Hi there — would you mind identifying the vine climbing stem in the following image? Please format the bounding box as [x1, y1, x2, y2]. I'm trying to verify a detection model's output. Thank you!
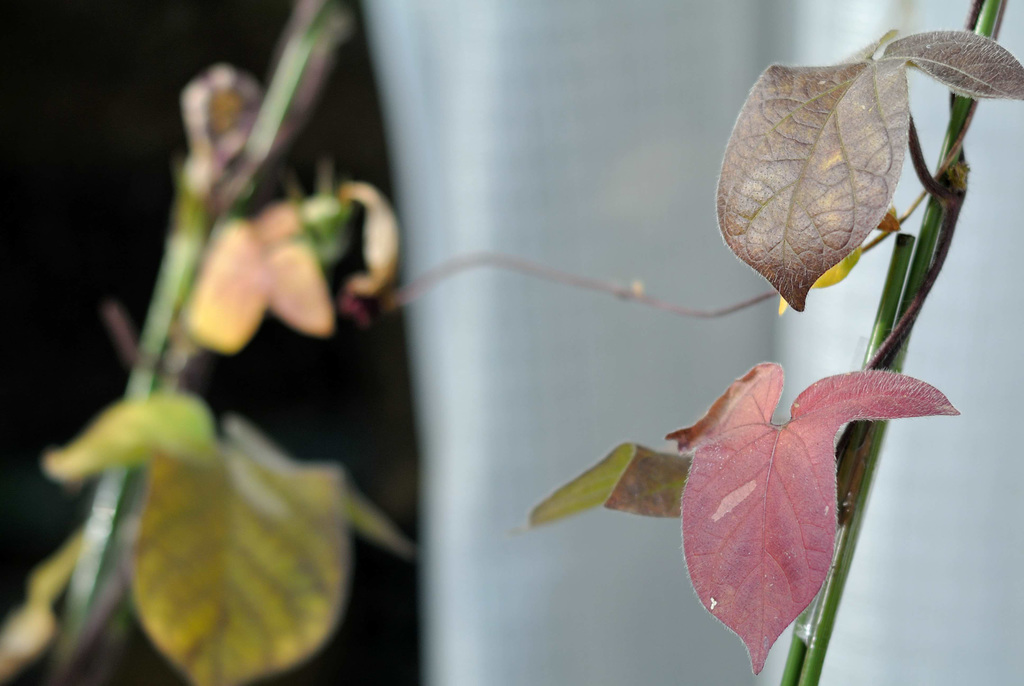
[779, 0, 1003, 683]
[48, 170, 212, 686]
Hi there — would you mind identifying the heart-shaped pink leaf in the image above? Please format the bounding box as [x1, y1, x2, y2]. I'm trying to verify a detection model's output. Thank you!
[669, 363, 957, 673]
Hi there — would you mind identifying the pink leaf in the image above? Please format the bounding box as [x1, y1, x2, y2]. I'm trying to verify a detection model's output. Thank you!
[669, 363, 957, 673]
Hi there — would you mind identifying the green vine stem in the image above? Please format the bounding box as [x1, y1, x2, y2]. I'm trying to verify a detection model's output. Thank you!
[779, 1, 1002, 683]
[52, 173, 211, 674]
[49, 2, 350, 681]
[778, 232, 915, 686]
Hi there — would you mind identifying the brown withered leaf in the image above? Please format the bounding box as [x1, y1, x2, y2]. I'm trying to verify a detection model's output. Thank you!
[883, 31, 1024, 100]
[717, 54, 909, 310]
[526, 443, 690, 528]
[603, 447, 691, 518]
[180, 65, 262, 198]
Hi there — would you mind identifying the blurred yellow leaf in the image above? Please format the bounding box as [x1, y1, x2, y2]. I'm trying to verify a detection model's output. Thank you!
[251, 201, 301, 246]
[0, 531, 83, 684]
[188, 204, 337, 354]
[222, 415, 412, 559]
[43, 393, 216, 483]
[266, 241, 335, 338]
[134, 446, 349, 686]
[778, 247, 862, 315]
[187, 221, 271, 354]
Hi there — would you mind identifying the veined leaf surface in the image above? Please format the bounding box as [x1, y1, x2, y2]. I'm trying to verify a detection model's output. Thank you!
[883, 30, 1024, 99]
[669, 363, 957, 673]
[717, 55, 908, 310]
[134, 448, 348, 686]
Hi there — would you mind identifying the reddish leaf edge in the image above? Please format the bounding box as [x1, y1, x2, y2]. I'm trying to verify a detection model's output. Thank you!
[667, 363, 958, 674]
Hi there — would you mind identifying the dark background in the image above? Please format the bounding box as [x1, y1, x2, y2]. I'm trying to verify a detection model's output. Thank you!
[0, 1, 420, 683]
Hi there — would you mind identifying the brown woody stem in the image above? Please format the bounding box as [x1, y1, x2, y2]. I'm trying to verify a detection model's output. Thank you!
[98, 300, 140, 370]
[395, 250, 777, 319]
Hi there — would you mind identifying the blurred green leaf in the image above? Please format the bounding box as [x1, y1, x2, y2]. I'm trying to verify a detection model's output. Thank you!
[43, 393, 216, 483]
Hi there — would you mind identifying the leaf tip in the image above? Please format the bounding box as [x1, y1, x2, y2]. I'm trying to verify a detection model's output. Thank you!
[748, 644, 769, 675]
[39, 447, 67, 484]
[783, 288, 807, 312]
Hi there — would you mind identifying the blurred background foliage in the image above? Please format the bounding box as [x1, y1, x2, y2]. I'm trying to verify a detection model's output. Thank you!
[0, 1, 419, 683]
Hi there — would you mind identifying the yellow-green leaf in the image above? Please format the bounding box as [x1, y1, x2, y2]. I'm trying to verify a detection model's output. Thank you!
[527, 444, 635, 528]
[133, 446, 349, 686]
[526, 444, 692, 528]
[523, 444, 623, 528]
[222, 414, 412, 560]
[0, 531, 83, 684]
[778, 247, 862, 315]
[812, 246, 862, 289]
[43, 393, 216, 483]
[343, 484, 415, 560]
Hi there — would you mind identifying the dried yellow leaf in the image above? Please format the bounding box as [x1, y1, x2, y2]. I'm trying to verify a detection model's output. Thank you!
[339, 182, 399, 298]
[187, 221, 271, 355]
[266, 241, 335, 338]
[251, 202, 302, 247]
